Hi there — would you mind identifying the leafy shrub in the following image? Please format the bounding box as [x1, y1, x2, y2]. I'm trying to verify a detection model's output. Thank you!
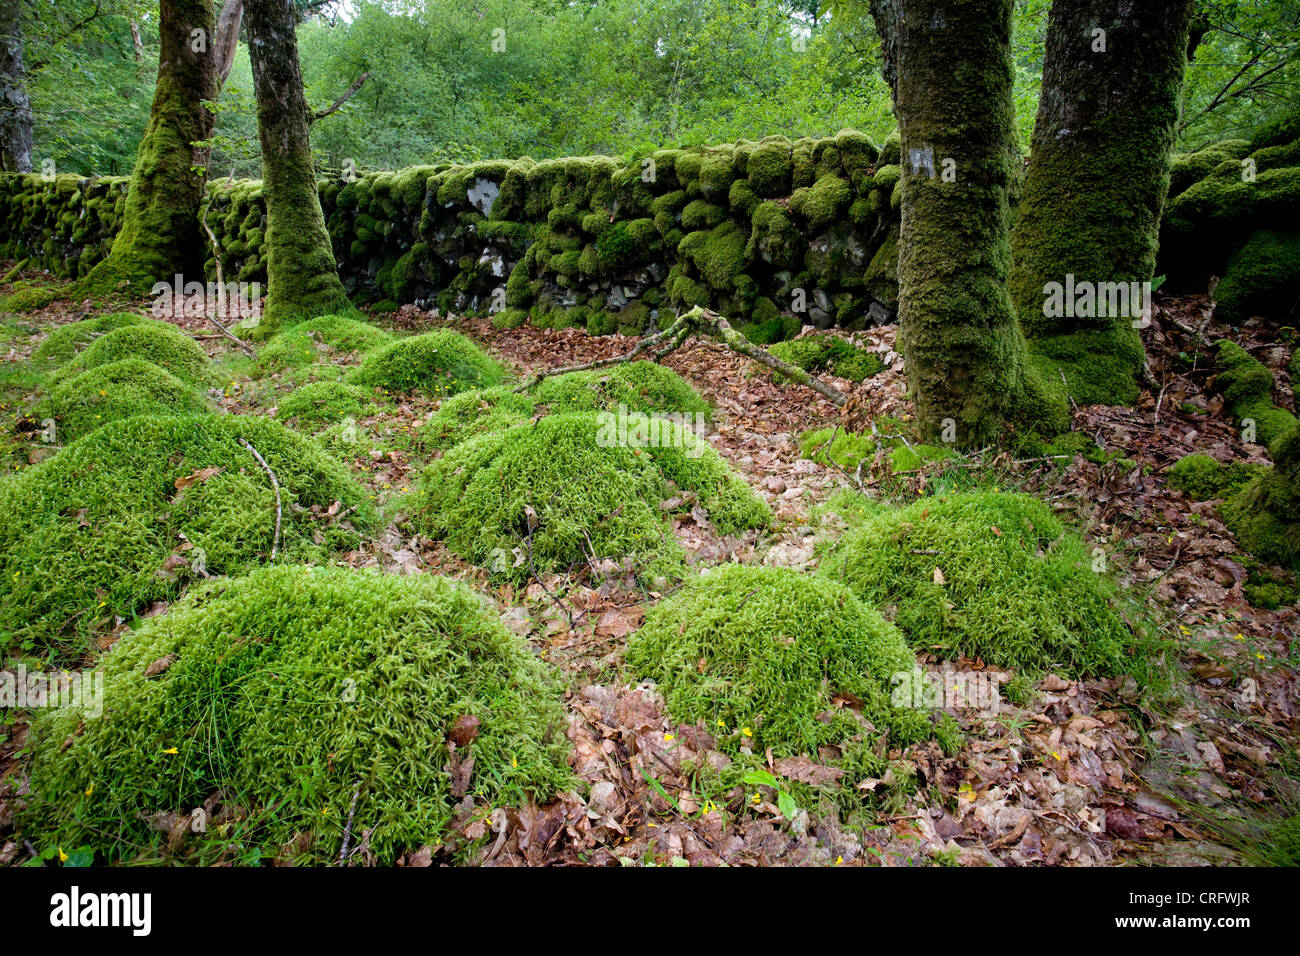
[20, 565, 574, 864]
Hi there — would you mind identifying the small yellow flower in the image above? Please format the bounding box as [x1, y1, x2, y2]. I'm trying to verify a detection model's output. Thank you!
[163, 746, 179, 755]
[836, 855, 843, 865]
[741, 727, 752, 738]
[752, 793, 761, 804]
[511, 756, 518, 768]
[84, 783, 94, 796]
[58, 847, 68, 863]
[1234, 633, 1245, 641]
[664, 733, 675, 742]
[1255, 653, 1266, 660]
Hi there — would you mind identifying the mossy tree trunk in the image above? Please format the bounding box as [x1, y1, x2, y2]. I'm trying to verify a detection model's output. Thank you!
[83, 0, 217, 295]
[1009, 0, 1193, 406]
[0, 0, 33, 173]
[244, 0, 351, 332]
[868, 0, 1066, 446]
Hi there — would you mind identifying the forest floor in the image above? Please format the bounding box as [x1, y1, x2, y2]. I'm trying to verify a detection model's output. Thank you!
[0, 279, 1296, 867]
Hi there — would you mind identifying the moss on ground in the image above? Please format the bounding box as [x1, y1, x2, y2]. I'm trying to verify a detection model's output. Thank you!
[258, 315, 395, 371]
[412, 412, 767, 583]
[31, 313, 157, 368]
[1214, 340, 1297, 449]
[0, 414, 373, 654]
[19, 564, 574, 864]
[820, 491, 1157, 678]
[769, 335, 884, 383]
[1168, 453, 1264, 500]
[275, 381, 377, 425]
[55, 322, 212, 386]
[625, 564, 931, 757]
[48, 358, 208, 441]
[799, 427, 876, 470]
[346, 329, 503, 396]
[420, 362, 711, 451]
[1221, 423, 1300, 570]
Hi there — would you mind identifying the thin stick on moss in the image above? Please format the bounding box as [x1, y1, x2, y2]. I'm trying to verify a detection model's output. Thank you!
[339, 778, 361, 865]
[239, 436, 282, 560]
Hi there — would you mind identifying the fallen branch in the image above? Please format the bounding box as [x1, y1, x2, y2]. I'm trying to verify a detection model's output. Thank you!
[201, 173, 257, 357]
[512, 305, 849, 407]
[239, 437, 282, 560]
[339, 778, 361, 865]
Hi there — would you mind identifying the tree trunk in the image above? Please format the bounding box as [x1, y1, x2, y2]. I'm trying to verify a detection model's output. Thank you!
[244, 0, 351, 332]
[868, 0, 1067, 446]
[0, 0, 33, 173]
[1009, 0, 1193, 406]
[83, 0, 218, 294]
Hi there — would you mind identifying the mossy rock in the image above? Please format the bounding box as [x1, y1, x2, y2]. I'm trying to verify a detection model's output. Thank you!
[625, 564, 931, 757]
[791, 174, 852, 233]
[347, 329, 504, 396]
[56, 323, 212, 386]
[677, 223, 747, 292]
[48, 358, 208, 441]
[820, 491, 1156, 678]
[1214, 340, 1297, 448]
[31, 312, 157, 368]
[1215, 229, 1300, 323]
[748, 137, 793, 197]
[0, 414, 373, 653]
[19, 564, 574, 864]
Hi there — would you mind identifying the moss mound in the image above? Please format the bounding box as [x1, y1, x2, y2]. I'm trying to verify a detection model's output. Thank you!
[625, 564, 930, 756]
[276, 381, 375, 425]
[531, 361, 711, 418]
[420, 362, 710, 451]
[259, 315, 395, 370]
[56, 322, 212, 385]
[31, 313, 156, 368]
[821, 491, 1148, 677]
[0, 414, 373, 652]
[347, 329, 504, 396]
[48, 358, 208, 441]
[420, 385, 538, 450]
[769, 335, 884, 383]
[799, 427, 876, 470]
[1222, 424, 1300, 570]
[413, 412, 768, 582]
[20, 565, 574, 864]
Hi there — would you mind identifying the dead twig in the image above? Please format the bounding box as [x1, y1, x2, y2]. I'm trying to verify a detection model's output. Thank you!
[339, 778, 361, 865]
[238, 437, 282, 560]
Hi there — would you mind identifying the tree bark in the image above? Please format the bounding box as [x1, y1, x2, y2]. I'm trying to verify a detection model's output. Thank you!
[868, 0, 1067, 445]
[0, 0, 33, 173]
[244, 0, 351, 332]
[83, 0, 218, 294]
[1009, 0, 1193, 406]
